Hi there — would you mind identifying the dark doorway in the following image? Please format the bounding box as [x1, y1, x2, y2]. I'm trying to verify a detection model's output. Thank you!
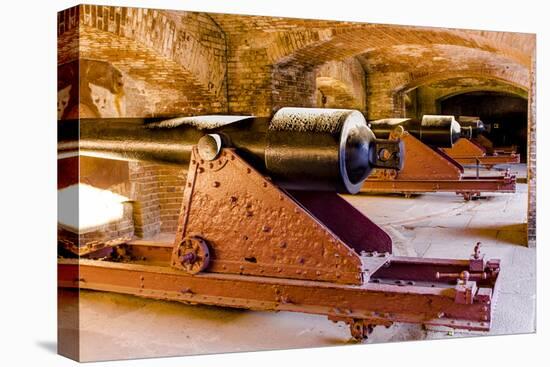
[440, 92, 528, 161]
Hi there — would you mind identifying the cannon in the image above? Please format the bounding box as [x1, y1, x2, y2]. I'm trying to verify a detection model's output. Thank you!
[441, 116, 520, 169]
[58, 107, 501, 341]
[59, 108, 402, 194]
[367, 115, 462, 148]
[362, 115, 516, 200]
[457, 116, 486, 139]
[459, 116, 495, 154]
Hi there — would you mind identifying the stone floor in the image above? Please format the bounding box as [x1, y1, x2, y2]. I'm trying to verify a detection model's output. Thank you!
[58, 181, 535, 362]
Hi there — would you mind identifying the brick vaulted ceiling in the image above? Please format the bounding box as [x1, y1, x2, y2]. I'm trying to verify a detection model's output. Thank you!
[59, 6, 534, 113]
[209, 14, 533, 60]
[209, 13, 534, 96]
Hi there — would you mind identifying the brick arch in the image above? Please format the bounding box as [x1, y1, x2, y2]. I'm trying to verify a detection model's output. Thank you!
[396, 70, 529, 95]
[58, 5, 227, 100]
[73, 26, 223, 117]
[393, 75, 528, 118]
[358, 43, 529, 83]
[315, 76, 365, 110]
[435, 86, 529, 102]
[266, 29, 530, 119]
[268, 25, 531, 69]
[366, 68, 529, 120]
[313, 58, 366, 111]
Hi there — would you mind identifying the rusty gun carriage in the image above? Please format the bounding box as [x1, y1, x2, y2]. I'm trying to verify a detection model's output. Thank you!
[58, 108, 502, 340]
[362, 115, 516, 200]
[442, 116, 521, 169]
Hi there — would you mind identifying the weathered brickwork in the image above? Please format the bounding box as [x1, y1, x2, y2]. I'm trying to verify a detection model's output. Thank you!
[78, 203, 135, 245]
[58, 5, 228, 119]
[527, 52, 536, 246]
[368, 72, 529, 120]
[78, 26, 218, 118]
[315, 58, 366, 112]
[226, 44, 273, 116]
[156, 166, 187, 233]
[59, 6, 228, 106]
[128, 162, 161, 238]
[272, 63, 317, 113]
[366, 73, 410, 119]
[126, 163, 187, 236]
[58, 5, 536, 241]
[407, 80, 528, 119]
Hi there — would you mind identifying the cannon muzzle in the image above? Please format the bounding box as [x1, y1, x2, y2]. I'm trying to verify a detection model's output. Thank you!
[458, 116, 486, 139]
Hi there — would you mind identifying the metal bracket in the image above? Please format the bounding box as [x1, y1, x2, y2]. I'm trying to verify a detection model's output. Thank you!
[369, 139, 403, 170]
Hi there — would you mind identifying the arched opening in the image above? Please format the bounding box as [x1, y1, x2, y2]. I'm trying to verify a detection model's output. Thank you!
[440, 91, 528, 161]
[398, 75, 528, 119]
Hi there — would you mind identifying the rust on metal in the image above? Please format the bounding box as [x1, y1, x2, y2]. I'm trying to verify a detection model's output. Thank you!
[473, 134, 495, 155]
[361, 130, 516, 199]
[59, 242, 500, 340]
[170, 147, 395, 285]
[442, 138, 520, 168]
[172, 236, 211, 274]
[443, 138, 486, 159]
[386, 130, 463, 181]
[58, 137, 503, 340]
[494, 145, 518, 155]
[58, 234, 133, 257]
[58, 116, 500, 339]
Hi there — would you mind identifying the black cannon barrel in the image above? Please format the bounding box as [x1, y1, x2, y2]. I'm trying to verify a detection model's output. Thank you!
[58, 108, 402, 194]
[368, 115, 462, 147]
[58, 115, 267, 166]
[458, 116, 486, 138]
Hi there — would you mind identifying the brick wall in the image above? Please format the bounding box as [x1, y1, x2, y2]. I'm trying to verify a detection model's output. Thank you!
[405, 83, 528, 119]
[366, 72, 409, 119]
[314, 58, 366, 112]
[77, 203, 135, 245]
[272, 63, 317, 113]
[156, 166, 187, 233]
[128, 162, 161, 237]
[227, 53, 367, 116]
[127, 162, 186, 237]
[226, 45, 273, 116]
[527, 52, 536, 246]
[58, 5, 228, 118]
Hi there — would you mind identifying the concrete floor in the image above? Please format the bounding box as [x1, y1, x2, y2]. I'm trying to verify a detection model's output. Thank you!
[59, 180, 535, 362]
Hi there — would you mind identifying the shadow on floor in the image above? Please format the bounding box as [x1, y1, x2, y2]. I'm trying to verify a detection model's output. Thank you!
[401, 223, 527, 246]
[36, 340, 57, 354]
[80, 289, 251, 324]
[454, 223, 527, 246]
